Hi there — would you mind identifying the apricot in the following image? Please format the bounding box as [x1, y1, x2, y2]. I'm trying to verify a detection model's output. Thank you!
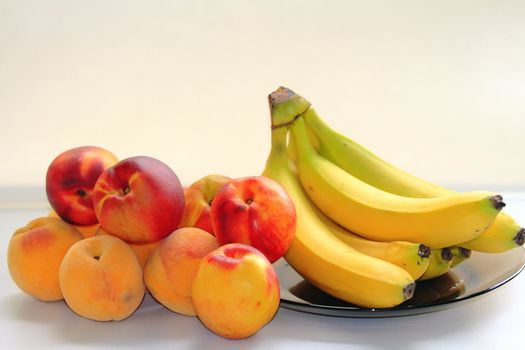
[144, 227, 219, 316]
[59, 235, 145, 321]
[49, 209, 98, 238]
[95, 227, 161, 269]
[7, 217, 83, 301]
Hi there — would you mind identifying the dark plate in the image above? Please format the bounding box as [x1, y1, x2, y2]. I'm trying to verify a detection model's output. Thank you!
[276, 247, 525, 318]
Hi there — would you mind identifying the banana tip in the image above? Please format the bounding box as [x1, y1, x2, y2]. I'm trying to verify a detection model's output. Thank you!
[514, 228, 525, 246]
[441, 247, 453, 261]
[403, 283, 416, 300]
[489, 195, 506, 210]
[459, 247, 472, 258]
[418, 244, 431, 258]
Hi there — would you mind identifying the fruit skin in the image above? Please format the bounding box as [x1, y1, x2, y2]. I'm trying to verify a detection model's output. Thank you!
[324, 218, 431, 280]
[191, 243, 280, 339]
[418, 248, 453, 281]
[59, 235, 145, 321]
[92, 156, 185, 243]
[180, 174, 231, 235]
[95, 227, 161, 269]
[290, 116, 502, 249]
[211, 176, 296, 263]
[262, 96, 415, 308]
[7, 217, 83, 301]
[48, 209, 98, 238]
[46, 146, 118, 225]
[144, 227, 219, 316]
[450, 247, 472, 268]
[461, 213, 524, 252]
[302, 106, 524, 252]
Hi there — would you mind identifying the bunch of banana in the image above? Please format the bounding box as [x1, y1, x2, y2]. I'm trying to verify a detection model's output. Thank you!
[262, 87, 524, 308]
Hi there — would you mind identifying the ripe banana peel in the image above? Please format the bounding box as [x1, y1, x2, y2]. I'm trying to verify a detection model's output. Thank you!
[301, 106, 524, 253]
[262, 92, 416, 308]
[418, 248, 453, 281]
[300, 190, 432, 280]
[450, 247, 472, 268]
[290, 116, 503, 248]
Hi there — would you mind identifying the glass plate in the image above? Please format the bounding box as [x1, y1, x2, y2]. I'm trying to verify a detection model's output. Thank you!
[276, 247, 525, 318]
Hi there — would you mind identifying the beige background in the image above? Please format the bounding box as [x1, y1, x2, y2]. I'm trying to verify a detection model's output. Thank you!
[1, 0, 524, 191]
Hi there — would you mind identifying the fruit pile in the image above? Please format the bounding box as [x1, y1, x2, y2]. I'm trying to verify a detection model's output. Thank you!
[6, 87, 525, 340]
[262, 87, 524, 308]
[7, 147, 295, 339]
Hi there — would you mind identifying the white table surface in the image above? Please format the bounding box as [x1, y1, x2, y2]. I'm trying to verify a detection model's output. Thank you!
[1, 193, 524, 349]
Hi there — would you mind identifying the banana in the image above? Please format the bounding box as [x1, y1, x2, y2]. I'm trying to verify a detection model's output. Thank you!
[461, 213, 524, 252]
[288, 138, 431, 279]
[418, 248, 453, 281]
[290, 116, 503, 248]
[301, 105, 524, 252]
[324, 220, 431, 280]
[261, 89, 416, 308]
[450, 247, 472, 268]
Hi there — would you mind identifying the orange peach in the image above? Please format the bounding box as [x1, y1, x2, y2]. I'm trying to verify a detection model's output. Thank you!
[7, 217, 84, 301]
[192, 243, 280, 339]
[48, 209, 98, 238]
[46, 146, 118, 225]
[180, 174, 231, 235]
[95, 227, 161, 269]
[144, 227, 219, 316]
[59, 235, 145, 321]
[93, 156, 185, 243]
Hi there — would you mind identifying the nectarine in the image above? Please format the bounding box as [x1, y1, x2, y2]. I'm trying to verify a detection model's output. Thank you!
[211, 176, 296, 263]
[180, 174, 231, 235]
[46, 146, 118, 225]
[93, 156, 185, 243]
[192, 243, 280, 339]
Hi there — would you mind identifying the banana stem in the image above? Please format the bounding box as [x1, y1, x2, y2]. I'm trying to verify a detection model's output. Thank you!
[268, 87, 311, 128]
[290, 118, 317, 164]
[269, 127, 288, 158]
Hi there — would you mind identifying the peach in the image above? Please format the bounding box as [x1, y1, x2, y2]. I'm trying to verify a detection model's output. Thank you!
[144, 227, 219, 316]
[59, 235, 145, 321]
[92, 156, 185, 243]
[48, 209, 98, 238]
[46, 146, 118, 225]
[192, 243, 280, 339]
[180, 174, 231, 235]
[211, 176, 296, 263]
[95, 227, 161, 269]
[7, 217, 84, 301]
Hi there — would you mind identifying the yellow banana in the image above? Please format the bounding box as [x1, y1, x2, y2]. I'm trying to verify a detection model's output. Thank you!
[261, 89, 416, 308]
[290, 116, 503, 248]
[324, 221, 431, 280]
[461, 213, 524, 252]
[450, 247, 472, 268]
[301, 105, 524, 252]
[418, 248, 453, 281]
[288, 138, 431, 280]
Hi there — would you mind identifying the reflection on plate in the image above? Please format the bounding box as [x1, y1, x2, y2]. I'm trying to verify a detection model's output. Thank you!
[276, 247, 525, 318]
